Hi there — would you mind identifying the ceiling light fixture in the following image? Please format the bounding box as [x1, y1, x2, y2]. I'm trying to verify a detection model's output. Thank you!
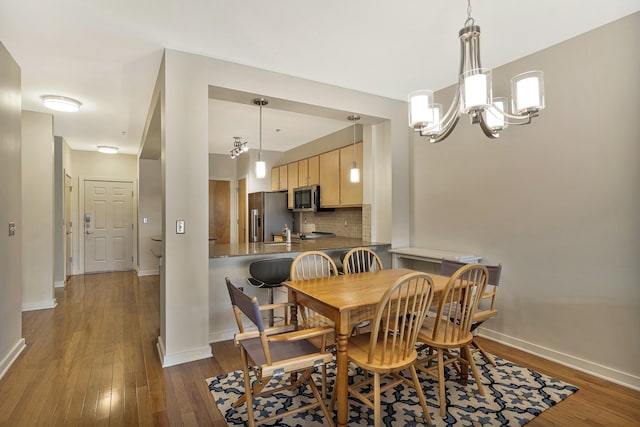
[97, 145, 118, 154]
[347, 114, 360, 183]
[41, 95, 82, 112]
[253, 98, 268, 179]
[408, 0, 545, 143]
[229, 136, 248, 159]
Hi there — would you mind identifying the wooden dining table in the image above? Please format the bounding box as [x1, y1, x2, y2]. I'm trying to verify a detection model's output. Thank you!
[282, 268, 452, 427]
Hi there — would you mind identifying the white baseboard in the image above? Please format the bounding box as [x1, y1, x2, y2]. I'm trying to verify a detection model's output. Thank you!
[137, 269, 159, 277]
[209, 328, 237, 344]
[54, 280, 65, 288]
[479, 328, 640, 391]
[156, 336, 212, 368]
[22, 298, 57, 312]
[0, 338, 26, 380]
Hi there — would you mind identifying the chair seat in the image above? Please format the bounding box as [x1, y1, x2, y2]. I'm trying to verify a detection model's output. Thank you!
[242, 336, 322, 368]
[418, 317, 474, 349]
[348, 333, 418, 372]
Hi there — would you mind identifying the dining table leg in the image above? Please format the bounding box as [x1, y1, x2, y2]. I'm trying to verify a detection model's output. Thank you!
[336, 315, 350, 427]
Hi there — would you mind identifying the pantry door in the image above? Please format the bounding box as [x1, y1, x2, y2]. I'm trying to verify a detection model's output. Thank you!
[84, 180, 134, 272]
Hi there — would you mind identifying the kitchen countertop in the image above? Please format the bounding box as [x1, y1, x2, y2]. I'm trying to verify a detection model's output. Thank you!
[210, 238, 390, 258]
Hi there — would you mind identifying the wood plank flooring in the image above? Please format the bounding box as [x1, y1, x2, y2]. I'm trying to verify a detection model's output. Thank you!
[0, 271, 638, 426]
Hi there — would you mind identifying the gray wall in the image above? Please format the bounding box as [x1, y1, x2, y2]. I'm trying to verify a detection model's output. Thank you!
[54, 136, 64, 286]
[0, 42, 24, 379]
[410, 13, 640, 387]
[138, 159, 162, 275]
[21, 111, 55, 311]
[69, 150, 138, 274]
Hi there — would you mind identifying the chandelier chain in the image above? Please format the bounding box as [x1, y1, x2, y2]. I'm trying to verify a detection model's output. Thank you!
[465, 0, 474, 27]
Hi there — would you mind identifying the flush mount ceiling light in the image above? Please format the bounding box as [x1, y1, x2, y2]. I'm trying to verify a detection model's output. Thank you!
[41, 95, 82, 112]
[229, 136, 248, 159]
[347, 114, 360, 183]
[253, 98, 268, 179]
[408, 0, 545, 143]
[97, 145, 118, 154]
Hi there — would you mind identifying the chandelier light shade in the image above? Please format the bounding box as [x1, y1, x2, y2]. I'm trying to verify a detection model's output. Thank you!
[229, 136, 248, 159]
[409, 0, 545, 142]
[253, 98, 268, 179]
[41, 95, 82, 112]
[347, 114, 360, 183]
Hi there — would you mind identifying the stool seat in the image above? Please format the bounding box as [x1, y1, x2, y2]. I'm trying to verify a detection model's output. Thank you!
[247, 277, 284, 289]
[248, 258, 294, 326]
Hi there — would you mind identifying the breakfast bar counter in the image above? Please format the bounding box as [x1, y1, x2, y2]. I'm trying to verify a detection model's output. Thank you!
[210, 237, 388, 258]
[208, 238, 390, 342]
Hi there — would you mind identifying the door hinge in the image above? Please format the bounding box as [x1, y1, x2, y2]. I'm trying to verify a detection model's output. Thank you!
[131, 256, 133, 262]
[69, 256, 73, 263]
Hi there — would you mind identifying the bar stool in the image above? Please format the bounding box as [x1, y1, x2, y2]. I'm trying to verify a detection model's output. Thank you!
[247, 258, 293, 326]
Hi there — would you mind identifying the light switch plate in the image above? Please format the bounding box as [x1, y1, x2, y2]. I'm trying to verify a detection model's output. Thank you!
[143, 217, 148, 224]
[176, 220, 185, 234]
[8, 222, 16, 236]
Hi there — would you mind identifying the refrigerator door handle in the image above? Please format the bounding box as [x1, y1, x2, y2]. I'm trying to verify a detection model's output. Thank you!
[251, 209, 258, 242]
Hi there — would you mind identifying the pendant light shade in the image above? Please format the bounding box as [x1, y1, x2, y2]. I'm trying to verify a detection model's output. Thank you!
[348, 114, 360, 183]
[253, 98, 268, 179]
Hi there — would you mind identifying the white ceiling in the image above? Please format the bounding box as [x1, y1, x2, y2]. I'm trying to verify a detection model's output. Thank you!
[1, 1, 638, 155]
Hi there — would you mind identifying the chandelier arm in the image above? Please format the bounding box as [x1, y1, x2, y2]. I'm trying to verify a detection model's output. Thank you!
[478, 114, 500, 139]
[419, 85, 462, 141]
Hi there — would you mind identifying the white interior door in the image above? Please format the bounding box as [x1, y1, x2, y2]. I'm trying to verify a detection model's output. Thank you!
[84, 180, 133, 273]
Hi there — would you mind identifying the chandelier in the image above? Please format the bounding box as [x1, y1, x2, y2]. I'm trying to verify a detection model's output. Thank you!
[229, 136, 248, 159]
[409, 0, 545, 143]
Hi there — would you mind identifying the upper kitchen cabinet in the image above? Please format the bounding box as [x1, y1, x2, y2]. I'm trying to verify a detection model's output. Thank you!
[271, 167, 279, 191]
[298, 155, 319, 187]
[319, 149, 341, 207]
[278, 165, 288, 191]
[339, 142, 363, 206]
[287, 162, 299, 209]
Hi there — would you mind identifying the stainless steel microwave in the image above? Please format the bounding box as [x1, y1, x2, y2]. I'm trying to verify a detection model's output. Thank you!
[293, 185, 319, 212]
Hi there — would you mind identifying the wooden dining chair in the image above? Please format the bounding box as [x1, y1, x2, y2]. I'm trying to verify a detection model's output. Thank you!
[415, 263, 488, 417]
[290, 251, 338, 329]
[332, 272, 435, 427]
[225, 278, 335, 427]
[440, 259, 502, 365]
[342, 247, 383, 274]
[342, 247, 384, 335]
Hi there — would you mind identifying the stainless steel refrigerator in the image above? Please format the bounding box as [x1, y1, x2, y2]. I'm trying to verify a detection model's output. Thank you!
[248, 191, 293, 242]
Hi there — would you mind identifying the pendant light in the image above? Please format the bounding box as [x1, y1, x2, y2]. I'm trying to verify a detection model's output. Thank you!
[253, 98, 268, 179]
[348, 114, 360, 183]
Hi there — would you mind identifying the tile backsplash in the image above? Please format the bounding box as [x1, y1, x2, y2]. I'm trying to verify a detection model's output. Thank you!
[301, 207, 365, 239]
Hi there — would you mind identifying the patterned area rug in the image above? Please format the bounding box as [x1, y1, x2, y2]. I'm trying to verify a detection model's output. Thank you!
[207, 349, 578, 426]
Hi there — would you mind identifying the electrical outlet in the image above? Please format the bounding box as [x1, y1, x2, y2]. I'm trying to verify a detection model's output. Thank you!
[8, 222, 16, 236]
[176, 220, 185, 234]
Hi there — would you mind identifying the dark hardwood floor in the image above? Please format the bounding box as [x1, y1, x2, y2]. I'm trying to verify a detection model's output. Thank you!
[0, 271, 638, 426]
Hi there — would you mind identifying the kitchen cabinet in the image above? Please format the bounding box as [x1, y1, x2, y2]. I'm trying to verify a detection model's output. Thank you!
[287, 162, 299, 209]
[278, 165, 288, 191]
[339, 142, 363, 206]
[319, 149, 341, 207]
[298, 159, 308, 187]
[271, 167, 279, 191]
[297, 156, 319, 186]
